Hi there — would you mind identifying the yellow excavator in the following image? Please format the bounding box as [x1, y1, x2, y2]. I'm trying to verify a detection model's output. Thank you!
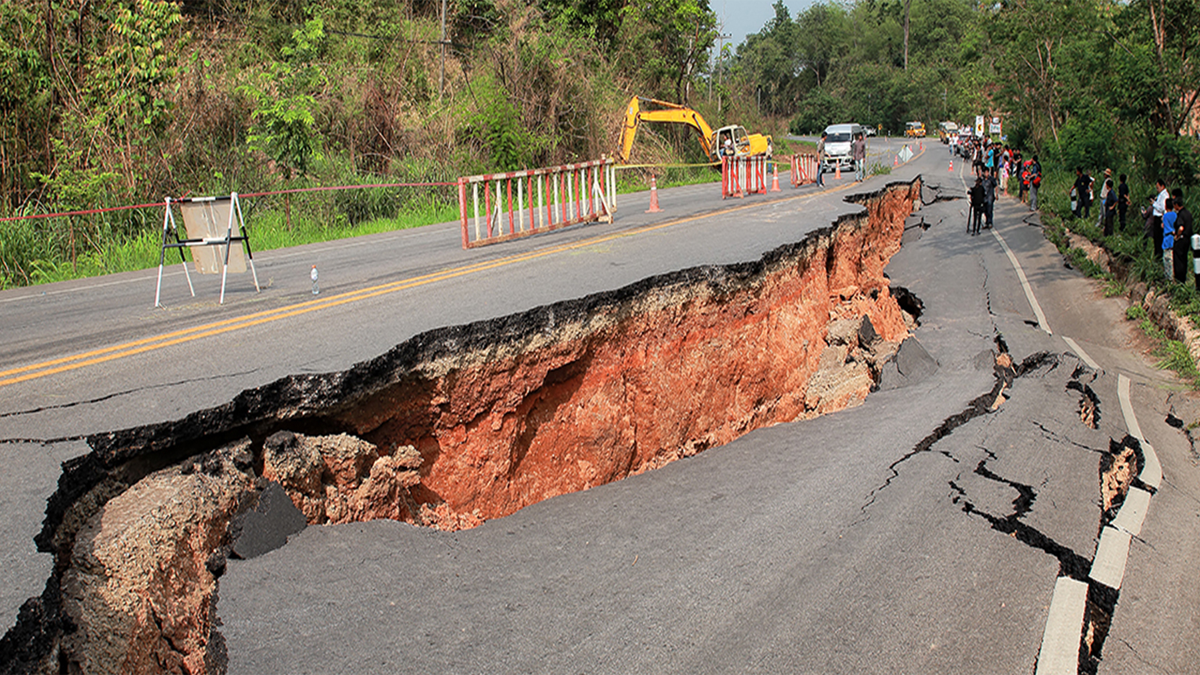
[617, 96, 773, 163]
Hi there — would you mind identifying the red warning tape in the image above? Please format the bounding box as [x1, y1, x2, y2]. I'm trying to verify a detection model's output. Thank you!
[0, 181, 457, 224]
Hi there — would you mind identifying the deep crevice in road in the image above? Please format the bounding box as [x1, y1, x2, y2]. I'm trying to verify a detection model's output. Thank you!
[0, 181, 926, 675]
[858, 338, 1051, 519]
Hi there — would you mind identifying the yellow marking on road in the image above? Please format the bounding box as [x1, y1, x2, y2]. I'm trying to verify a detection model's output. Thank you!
[1, 186, 848, 388]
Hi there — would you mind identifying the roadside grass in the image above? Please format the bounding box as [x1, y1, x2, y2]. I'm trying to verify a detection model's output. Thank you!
[6, 160, 743, 290]
[10, 200, 461, 287]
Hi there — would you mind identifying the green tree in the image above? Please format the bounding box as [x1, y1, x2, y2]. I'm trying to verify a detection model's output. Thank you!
[239, 18, 328, 179]
[735, 2, 803, 116]
[614, 0, 717, 103]
[540, 0, 627, 49]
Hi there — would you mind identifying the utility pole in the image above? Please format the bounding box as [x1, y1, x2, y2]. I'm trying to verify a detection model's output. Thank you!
[714, 32, 730, 115]
[439, 0, 447, 100]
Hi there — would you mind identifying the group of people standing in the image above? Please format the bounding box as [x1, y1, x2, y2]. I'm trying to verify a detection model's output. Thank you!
[1143, 179, 1196, 282]
[964, 138, 1042, 234]
[1066, 168, 1194, 282]
[1067, 167, 1130, 237]
[956, 134, 1196, 285]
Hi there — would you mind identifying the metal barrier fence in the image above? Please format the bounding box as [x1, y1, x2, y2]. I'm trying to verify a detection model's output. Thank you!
[458, 159, 616, 249]
[720, 156, 768, 199]
[790, 154, 819, 186]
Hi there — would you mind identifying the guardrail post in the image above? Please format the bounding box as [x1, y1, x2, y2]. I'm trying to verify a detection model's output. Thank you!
[526, 175, 534, 231]
[494, 181, 502, 236]
[1193, 233, 1200, 291]
[609, 162, 617, 212]
[506, 176, 514, 235]
[483, 180, 492, 239]
[537, 174, 545, 229]
[473, 181, 481, 243]
[459, 178, 469, 248]
[587, 166, 595, 217]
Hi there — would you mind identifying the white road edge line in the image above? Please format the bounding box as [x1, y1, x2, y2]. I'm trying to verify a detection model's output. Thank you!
[1060, 336, 1099, 370]
[1035, 577, 1089, 675]
[1090, 526, 1133, 590]
[1117, 374, 1144, 441]
[1118, 374, 1162, 489]
[991, 228, 1053, 335]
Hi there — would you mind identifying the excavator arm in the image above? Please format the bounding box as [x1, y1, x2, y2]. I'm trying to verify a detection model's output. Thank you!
[618, 97, 717, 163]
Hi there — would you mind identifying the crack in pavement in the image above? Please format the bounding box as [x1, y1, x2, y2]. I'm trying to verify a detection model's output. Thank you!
[0, 435, 88, 447]
[856, 342, 1039, 520]
[1031, 421, 1104, 455]
[949, 455, 1092, 581]
[1112, 638, 1173, 675]
[0, 367, 266, 421]
[858, 346, 1101, 590]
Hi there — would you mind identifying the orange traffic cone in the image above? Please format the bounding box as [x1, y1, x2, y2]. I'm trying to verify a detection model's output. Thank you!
[949, 159, 954, 172]
[770, 163, 781, 192]
[893, 155, 899, 167]
[835, 162, 842, 180]
[646, 175, 662, 213]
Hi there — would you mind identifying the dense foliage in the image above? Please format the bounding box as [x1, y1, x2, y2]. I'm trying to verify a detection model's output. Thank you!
[1, 0, 1198, 288]
[737, 0, 1200, 188]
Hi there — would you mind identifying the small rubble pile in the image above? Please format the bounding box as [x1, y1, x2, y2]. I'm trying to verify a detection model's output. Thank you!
[261, 431, 422, 525]
[805, 314, 900, 414]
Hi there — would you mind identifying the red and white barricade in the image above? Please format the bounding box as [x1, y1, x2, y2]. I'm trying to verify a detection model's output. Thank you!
[458, 158, 616, 249]
[721, 156, 769, 199]
[790, 154, 819, 186]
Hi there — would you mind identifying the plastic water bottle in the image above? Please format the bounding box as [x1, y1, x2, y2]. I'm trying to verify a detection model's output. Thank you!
[310, 265, 319, 295]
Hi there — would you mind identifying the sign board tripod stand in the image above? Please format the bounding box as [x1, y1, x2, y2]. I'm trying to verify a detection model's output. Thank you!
[155, 193, 261, 307]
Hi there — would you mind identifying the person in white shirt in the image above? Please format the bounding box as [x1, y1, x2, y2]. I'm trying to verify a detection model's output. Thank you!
[1095, 168, 1112, 228]
[1149, 179, 1169, 254]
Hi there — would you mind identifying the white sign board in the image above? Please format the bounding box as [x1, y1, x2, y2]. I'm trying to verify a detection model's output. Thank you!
[975, 115, 985, 136]
[181, 200, 246, 275]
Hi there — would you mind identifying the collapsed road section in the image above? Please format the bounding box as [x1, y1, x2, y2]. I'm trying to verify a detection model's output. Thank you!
[1, 181, 927, 674]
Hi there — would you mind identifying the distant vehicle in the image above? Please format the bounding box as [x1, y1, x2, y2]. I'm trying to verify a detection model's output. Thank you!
[823, 123, 864, 169]
[862, 125, 877, 137]
[905, 121, 926, 138]
[954, 129, 975, 157]
[938, 121, 959, 143]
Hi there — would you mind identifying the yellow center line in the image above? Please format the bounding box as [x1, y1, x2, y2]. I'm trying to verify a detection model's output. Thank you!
[1, 186, 841, 388]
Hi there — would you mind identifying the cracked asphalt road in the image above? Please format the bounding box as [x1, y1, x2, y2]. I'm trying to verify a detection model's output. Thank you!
[219, 166, 1197, 672]
[4, 144, 1199, 673]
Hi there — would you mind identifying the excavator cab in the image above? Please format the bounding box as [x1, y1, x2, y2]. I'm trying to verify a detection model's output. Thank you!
[715, 125, 756, 157]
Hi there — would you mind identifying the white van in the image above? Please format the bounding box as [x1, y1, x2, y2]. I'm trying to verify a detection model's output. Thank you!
[822, 123, 864, 169]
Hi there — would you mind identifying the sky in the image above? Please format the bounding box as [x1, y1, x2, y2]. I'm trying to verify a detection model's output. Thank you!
[716, 0, 815, 49]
